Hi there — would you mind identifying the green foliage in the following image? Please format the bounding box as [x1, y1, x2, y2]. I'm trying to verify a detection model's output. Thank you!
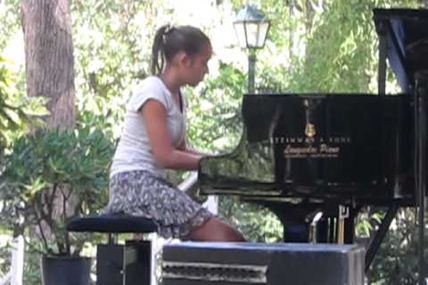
[288, 0, 418, 93]
[221, 197, 283, 242]
[0, 57, 48, 156]
[0, 127, 115, 256]
[22, 240, 44, 285]
[187, 63, 246, 152]
[366, 209, 424, 284]
[287, 0, 372, 92]
[0, 242, 11, 279]
[71, 0, 171, 137]
[0, 0, 20, 51]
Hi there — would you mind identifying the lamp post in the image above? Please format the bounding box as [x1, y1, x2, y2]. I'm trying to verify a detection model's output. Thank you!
[233, 5, 270, 94]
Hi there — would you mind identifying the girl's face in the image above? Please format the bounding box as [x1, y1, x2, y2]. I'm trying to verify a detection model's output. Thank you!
[183, 42, 212, 86]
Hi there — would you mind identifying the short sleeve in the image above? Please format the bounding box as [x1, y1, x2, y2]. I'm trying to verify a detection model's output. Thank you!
[127, 78, 168, 112]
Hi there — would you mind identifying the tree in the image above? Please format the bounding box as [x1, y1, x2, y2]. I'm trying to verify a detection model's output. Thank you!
[20, 0, 78, 263]
[21, 0, 75, 129]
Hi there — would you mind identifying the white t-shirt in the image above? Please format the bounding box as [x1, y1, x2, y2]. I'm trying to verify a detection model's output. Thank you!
[110, 76, 186, 178]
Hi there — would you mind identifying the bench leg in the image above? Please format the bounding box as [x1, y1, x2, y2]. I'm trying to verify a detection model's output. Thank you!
[96, 241, 151, 285]
[124, 240, 151, 285]
[97, 244, 123, 285]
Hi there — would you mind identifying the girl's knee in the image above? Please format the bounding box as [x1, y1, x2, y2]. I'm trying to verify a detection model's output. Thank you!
[187, 217, 245, 242]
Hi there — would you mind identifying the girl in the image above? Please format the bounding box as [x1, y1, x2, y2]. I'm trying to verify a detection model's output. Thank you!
[103, 25, 245, 242]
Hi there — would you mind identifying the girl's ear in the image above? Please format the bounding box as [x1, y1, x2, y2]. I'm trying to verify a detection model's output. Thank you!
[175, 51, 191, 67]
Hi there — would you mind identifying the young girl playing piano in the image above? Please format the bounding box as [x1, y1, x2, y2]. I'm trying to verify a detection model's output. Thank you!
[103, 24, 245, 242]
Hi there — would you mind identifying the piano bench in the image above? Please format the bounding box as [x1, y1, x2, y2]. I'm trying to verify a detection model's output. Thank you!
[67, 214, 157, 285]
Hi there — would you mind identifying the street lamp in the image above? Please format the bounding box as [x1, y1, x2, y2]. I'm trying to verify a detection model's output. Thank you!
[233, 5, 270, 93]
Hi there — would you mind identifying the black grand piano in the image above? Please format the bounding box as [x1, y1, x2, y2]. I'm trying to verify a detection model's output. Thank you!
[198, 8, 428, 273]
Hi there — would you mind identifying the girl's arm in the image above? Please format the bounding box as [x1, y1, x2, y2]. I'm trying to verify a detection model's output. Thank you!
[141, 99, 202, 170]
[177, 140, 208, 156]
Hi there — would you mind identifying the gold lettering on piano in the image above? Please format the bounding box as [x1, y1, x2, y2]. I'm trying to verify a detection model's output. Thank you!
[284, 145, 318, 155]
[328, 137, 351, 143]
[283, 143, 340, 158]
[270, 136, 351, 145]
[319, 144, 340, 154]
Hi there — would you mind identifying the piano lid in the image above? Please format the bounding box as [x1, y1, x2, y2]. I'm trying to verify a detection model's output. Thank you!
[373, 8, 428, 93]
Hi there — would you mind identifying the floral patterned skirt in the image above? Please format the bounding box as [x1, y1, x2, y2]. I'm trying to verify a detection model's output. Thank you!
[102, 170, 213, 239]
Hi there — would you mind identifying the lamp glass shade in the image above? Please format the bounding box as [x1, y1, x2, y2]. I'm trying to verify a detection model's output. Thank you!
[233, 21, 248, 49]
[233, 5, 270, 49]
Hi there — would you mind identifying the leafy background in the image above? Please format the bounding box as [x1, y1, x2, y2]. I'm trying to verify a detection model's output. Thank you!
[0, 0, 427, 284]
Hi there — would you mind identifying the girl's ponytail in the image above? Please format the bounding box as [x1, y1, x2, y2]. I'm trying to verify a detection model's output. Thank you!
[151, 25, 171, 75]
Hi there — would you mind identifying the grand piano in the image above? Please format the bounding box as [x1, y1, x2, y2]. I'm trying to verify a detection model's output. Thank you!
[198, 8, 428, 272]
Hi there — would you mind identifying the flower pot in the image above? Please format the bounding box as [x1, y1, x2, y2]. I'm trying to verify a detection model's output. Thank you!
[41, 255, 91, 285]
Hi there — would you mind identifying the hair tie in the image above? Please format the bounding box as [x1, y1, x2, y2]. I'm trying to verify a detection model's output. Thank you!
[163, 25, 175, 37]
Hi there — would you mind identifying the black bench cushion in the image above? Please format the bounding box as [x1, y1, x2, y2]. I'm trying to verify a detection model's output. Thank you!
[66, 214, 158, 234]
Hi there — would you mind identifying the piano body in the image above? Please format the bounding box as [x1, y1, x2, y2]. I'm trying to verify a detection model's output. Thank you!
[198, 8, 428, 272]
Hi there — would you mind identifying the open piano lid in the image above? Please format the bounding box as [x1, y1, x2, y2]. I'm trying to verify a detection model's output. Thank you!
[373, 8, 428, 93]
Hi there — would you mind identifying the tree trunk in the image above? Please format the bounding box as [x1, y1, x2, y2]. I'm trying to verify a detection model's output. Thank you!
[21, 0, 77, 255]
[21, 0, 75, 130]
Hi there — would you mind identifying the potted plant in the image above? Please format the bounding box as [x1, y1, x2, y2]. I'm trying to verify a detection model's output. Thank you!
[0, 126, 115, 285]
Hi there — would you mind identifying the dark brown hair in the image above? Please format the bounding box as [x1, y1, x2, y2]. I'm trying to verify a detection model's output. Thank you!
[151, 25, 211, 75]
